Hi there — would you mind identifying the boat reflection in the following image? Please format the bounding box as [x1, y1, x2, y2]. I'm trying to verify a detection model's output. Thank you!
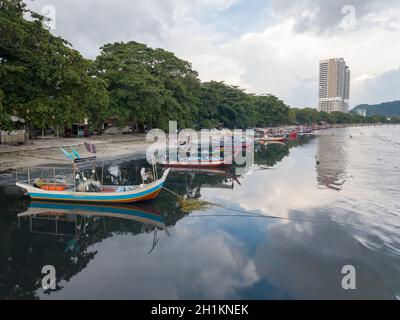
[18, 201, 167, 254]
[170, 167, 241, 188]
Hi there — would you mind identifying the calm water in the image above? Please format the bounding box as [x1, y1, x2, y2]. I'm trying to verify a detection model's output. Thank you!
[1, 126, 400, 300]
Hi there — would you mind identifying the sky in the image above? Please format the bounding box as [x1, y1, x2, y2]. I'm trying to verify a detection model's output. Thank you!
[24, 0, 400, 109]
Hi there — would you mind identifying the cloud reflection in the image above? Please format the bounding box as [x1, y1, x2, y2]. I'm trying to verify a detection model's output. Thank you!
[39, 219, 259, 299]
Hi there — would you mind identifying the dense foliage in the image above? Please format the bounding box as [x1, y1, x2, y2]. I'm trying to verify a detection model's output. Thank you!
[1, 0, 398, 135]
[351, 101, 400, 117]
[290, 108, 400, 125]
[94, 41, 200, 131]
[0, 0, 109, 133]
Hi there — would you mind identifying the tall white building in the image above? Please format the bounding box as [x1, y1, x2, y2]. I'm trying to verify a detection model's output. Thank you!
[318, 58, 350, 113]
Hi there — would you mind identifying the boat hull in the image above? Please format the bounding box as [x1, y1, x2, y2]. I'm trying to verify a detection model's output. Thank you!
[260, 137, 286, 144]
[161, 160, 229, 168]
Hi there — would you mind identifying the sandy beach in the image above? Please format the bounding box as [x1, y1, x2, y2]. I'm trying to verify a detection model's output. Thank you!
[0, 134, 151, 173]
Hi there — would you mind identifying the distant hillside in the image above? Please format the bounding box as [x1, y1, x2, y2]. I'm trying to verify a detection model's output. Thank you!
[351, 101, 400, 116]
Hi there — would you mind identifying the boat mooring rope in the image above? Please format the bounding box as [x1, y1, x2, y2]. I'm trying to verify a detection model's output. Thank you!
[161, 186, 371, 228]
[162, 186, 218, 213]
[161, 186, 315, 223]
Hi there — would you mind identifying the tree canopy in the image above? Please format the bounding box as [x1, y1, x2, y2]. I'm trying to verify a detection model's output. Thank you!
[94, 41, 200, 131]
[197, 81, 256, 129]
[0, 0, 108, 133]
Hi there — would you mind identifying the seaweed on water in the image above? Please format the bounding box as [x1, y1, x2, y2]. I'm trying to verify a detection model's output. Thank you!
[177, 197, 218, 213]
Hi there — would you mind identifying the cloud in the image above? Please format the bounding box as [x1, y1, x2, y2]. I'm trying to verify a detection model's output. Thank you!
[25, 0, 239, 57]
[352, 66, 400, 106]
[206, 17, 400, 107]
[201, 141, 337, 218]
[40, 219, 259, 299]
[254, 216, 400, 299]
[24, 0, 400, 108]
[268, 0, 400, 34]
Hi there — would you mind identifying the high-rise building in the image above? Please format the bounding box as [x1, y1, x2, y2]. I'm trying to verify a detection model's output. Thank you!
[318, 58, 350, 113]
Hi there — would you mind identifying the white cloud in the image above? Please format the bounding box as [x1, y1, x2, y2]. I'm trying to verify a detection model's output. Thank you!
[40, 220, 259, 299]
[351, 66, 400, 106]
[24, 0, 400, 108]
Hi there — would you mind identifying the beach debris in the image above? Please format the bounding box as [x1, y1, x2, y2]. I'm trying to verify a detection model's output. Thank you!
[162, 186, 218, 212]
[177, 197, 217, 213]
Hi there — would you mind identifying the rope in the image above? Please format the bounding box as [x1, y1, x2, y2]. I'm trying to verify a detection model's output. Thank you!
[161, 186, 314, 223]
[161, 186, 373, 228]
[162, 186, 184, 199]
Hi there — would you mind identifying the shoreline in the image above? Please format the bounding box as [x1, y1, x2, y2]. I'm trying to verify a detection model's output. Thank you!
[0, 134, 151, 174]
[0, 123, 398, 174]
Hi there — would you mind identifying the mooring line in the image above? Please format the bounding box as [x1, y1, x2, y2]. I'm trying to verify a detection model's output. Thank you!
[161, 186, 373, 229]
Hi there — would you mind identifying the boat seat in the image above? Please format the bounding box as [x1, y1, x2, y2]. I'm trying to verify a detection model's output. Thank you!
[115, 186, 134, 192]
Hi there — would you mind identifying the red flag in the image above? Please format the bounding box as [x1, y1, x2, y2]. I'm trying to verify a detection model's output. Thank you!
[84, 142, 97, 154]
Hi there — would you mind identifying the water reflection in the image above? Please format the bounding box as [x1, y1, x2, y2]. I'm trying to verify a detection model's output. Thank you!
[316, 130, 348, 190]
[1, 129, 400, 299]
[18, 201, 167, 247]
[254, 209, 400, 299]
[1, 139, 303, 299]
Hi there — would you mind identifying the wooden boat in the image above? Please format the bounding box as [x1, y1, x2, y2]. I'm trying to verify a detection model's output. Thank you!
[16, 149, 171, 204]
[168, 166, 232, 176]
[16, 168, 171, 204]
[260, 136, 286, 143]
[16, 152, 170, 203]
[160, 157, 229, 168]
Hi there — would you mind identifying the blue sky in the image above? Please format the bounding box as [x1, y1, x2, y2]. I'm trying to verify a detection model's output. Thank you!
[210, 0, 270, 37]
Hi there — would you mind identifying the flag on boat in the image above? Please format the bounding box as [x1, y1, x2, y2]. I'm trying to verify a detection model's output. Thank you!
[84, 141, 97, 154]
[72, 148, 81, 159]
[60, 148, 81, 160]
[60, 148, 74, 160]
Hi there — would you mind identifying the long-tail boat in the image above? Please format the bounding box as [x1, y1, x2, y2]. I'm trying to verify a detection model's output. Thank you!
[16, 150, 170, 204]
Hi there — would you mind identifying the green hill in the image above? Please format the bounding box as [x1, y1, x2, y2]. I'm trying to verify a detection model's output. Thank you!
[351, 101, 400, 116]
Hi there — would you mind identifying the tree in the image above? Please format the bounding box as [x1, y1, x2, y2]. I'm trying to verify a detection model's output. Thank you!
[94, 41, 200, 131]
[252, 94, 290, 127]
[0, 0, 108, 135]
[198, 81, 256, 129]
[0, 88, 11, 130]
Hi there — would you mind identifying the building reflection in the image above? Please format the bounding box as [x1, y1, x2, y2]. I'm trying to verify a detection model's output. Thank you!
[316, 131, 348, 190]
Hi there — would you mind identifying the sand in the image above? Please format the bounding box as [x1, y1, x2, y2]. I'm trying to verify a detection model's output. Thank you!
[0, 134, 152, 173]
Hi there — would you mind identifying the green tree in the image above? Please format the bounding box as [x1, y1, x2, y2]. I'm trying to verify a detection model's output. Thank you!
[0, 0, 108, 135]
[94, 41, 200, 131]
[291, 108, 319, 125]
[0, 88, 10, 129]
[198, 81, 256, 129]
[252, 94, 290, 127]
